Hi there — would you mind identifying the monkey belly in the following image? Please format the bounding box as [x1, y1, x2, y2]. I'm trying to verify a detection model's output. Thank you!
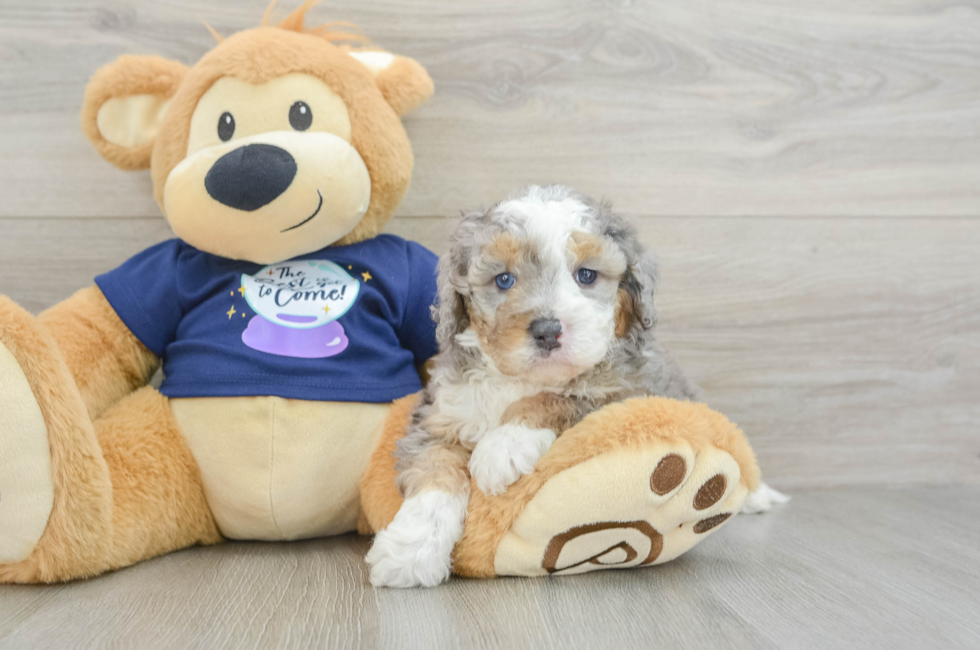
[170, 396, 391, 541]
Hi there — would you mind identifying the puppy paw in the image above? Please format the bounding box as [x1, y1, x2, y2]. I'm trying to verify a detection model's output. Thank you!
[366, 491, 467, 588]
[740, 482, 790, 514]
[469, 424, 557, 496]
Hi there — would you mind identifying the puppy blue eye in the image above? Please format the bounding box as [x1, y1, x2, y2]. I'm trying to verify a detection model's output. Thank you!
[576, 268, 597, 285]
[495, 273, 516, 290]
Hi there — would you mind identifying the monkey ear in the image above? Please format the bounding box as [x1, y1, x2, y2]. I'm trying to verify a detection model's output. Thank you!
[81, 55, 187, 170]
[348, 51, 434, 116]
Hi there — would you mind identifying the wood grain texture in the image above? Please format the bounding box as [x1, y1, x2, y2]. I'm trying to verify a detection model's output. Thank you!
[2, 0, 979, 645]
[1, 216, 977, 489]
[0, 0, 979, 218]
[0, 488, 978, 650]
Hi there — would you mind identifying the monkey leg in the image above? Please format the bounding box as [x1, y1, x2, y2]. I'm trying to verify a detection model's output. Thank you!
[0, 297, 219, 583]
[361, 395, 760, 579]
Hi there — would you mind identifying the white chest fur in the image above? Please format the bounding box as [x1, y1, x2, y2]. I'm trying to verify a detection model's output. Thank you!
[431, 331, 555, 449]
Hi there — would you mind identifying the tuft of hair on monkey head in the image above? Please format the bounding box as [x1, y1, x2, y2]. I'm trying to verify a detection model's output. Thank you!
[81, 0, 434, 265]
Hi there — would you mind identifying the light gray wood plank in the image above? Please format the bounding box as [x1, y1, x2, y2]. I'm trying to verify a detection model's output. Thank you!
[1, 215, 977, 489]
[0, 488, 977, 650]
[1, 0, 979, 219]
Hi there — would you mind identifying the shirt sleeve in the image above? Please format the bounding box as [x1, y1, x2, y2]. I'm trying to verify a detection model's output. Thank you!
[396, 240, 440, 364]
[94, 239, 184, 357]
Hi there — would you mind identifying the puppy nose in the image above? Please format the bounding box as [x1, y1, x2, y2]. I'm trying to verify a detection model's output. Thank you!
[529, 318, 562, 351]
[205, 144, 297, 211]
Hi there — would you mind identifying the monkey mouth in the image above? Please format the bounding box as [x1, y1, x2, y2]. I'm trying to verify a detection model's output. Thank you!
[280, 189, 323, 233]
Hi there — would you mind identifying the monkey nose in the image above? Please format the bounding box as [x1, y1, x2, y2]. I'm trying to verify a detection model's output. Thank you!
[205, 143, 297, 211]
[529, 318, 562, 351]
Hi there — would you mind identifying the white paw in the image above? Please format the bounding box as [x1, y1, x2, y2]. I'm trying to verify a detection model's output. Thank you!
[365, 491, 467, 588]
[740, 482, 791, 514]
[469, 424, 557, 496]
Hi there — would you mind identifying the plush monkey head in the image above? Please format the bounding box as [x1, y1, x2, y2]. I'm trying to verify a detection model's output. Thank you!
[81, 1, 433, 264]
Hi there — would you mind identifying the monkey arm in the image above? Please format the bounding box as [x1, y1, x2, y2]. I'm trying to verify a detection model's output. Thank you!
[38, 286, 159, 420]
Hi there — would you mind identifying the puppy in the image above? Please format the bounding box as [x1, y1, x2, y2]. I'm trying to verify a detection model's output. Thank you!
[366, 185, 785, 588]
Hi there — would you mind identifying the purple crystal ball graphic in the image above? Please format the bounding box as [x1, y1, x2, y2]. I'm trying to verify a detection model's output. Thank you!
[242, 315, 349, 358]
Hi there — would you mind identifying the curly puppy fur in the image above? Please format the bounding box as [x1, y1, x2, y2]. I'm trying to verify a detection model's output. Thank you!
[366, 185, 700, 587]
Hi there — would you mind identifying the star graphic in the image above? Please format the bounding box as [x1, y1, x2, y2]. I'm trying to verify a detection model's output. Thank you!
[348, 265, 352, 270]
[238, 286, 247, 296]
[322, 305, 331, 315]
[226, 306, 236, 319]
[361, 271, 372, 282]
[229, 291, 234, 296]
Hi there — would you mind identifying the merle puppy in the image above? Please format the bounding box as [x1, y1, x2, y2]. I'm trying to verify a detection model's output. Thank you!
[367, 185, 786, 588]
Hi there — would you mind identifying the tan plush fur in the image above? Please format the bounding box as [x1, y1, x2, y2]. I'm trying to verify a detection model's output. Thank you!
[81, 55, 188, 170]
[143, 27, 425, 249]
[376, 56, 434, 116]
[0, 2, 439, 583]
[0, 297, 112, 583]
[94, 388, 221, 571]
[358, 394, 760, 578]
[79, 2, 432, 257]
[38, 286, 159, 421]
[0, 297, 219, 583]
[2, 2, 437, 583]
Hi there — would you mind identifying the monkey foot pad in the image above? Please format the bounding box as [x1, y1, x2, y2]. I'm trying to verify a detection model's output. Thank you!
[496, 440, 746, 575]
[453, 397, 757, 578]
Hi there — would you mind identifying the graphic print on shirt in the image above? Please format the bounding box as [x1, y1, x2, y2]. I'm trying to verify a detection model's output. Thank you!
[240, 260, 361, 358]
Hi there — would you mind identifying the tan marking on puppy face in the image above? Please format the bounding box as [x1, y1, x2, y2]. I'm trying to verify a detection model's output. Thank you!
[457, 192, 636, 382]
[463, 232, 545, 375]
[615, 287, 634, 338]
[569, 231, 605, 266]
[468, 294, 536, 376]
[485, 232, 523, 269]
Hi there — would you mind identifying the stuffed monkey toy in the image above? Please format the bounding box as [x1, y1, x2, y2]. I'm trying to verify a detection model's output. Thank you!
[0, 1, 759, 584]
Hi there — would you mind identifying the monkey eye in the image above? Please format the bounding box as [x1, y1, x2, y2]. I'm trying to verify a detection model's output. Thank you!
[576, 268, 598, 285]
[495, 272, 516, 290]
[217, 112, 235, 141]
[289, 101, 313, 131]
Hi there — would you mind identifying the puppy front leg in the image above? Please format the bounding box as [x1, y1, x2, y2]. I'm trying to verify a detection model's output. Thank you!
[366, 444, 469, 588]
[469, 424, 556, 496]
[469, 393, 584, 496]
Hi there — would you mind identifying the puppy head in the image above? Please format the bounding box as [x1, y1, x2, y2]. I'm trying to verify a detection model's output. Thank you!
[436, 185, 657, 385]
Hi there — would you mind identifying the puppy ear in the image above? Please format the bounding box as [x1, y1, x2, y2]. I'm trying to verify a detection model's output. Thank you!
[433, 248, 470, 347]
[616, 247, 659, 338]
[348, 51, 434, 116]
[81, 55, 187, 170]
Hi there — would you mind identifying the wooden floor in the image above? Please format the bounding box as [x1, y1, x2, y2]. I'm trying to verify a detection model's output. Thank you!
[1, 0, 979, 647]
[1, 488, 978, 650]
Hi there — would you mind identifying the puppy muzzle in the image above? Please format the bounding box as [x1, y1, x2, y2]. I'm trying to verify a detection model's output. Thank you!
[529, 318, 562, 352]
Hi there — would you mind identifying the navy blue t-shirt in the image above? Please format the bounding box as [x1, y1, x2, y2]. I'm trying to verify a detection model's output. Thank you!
[95, 235, 438, 403]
